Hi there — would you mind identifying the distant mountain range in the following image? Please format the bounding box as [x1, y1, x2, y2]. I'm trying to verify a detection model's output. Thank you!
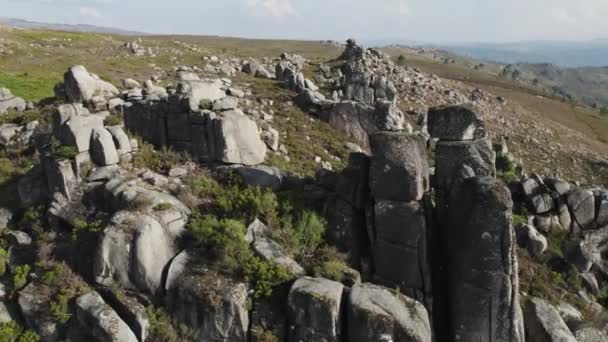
[438, 40, 608, 68]
[0, 17, 144, 36]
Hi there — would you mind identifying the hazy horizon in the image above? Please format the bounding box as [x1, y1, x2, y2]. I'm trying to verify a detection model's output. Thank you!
[1, 0, 608, 44]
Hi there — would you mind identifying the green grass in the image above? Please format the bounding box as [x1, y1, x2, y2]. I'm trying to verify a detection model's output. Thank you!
[235, 75, 350, 176]
[0, 72, 58, 102]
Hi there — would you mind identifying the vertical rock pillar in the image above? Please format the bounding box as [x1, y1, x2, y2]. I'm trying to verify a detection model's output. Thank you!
[368, 131, 432, 308]
[429, 105, 524, 342]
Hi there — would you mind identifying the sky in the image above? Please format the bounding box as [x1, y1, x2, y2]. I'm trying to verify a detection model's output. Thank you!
[1, 0, 608, 43]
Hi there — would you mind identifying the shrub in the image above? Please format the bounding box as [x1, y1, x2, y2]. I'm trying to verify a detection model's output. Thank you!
[40, 263, 89, 324]
[272, 210, 326, 263]
[0, 321, 40, 342]
[190, 173, 223, 199]
[146, 305, 193, 342]
[0, 247, 8, 276]
[189, 173, 280, 225]
[103, 112, 123, 126]
[243, 257, 293, 298]
[0, 109, 44, 126]
[12, 264, 30, 293]
[188, 214, 251, 273]
[512, 214, 528, 227]
[251, 329, 279, 342]
[310, 246, 348, 282]
[49, 290, 72, 323]
[71, 218, 103, 241]
[396, 55, 406, 65]
[187, 213, 293, 298]
[50, 138, 77, 160]
[132, 140, 187, 173]
[215, 185, 279, 225]
[312, 259, 346, 283]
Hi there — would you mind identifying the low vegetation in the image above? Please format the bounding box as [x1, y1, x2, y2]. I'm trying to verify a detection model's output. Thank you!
[186, 171, 348, 294]
[146, 305, 195, 341]
[0, 321, 40, 342]
[132, 139, 189, 173]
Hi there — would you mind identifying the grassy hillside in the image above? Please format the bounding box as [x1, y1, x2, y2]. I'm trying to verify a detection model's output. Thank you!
[1, 26, 607, 186]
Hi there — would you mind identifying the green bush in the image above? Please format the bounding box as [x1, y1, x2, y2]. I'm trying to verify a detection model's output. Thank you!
[146, 305, 193, 342]
[49, 290, 72, 323]
[50, 138, 77, 160]
[512, 214, 528, 227]
[0, 321, 40, 342]
[0, 247, 8, 276]
[132, 141, 187, 173]
[396, 55, 406, 65]
[272, 210, 326, 263]
[103, 112, 124, 126]
[187, 213, 292, 298]
[189, 214, 251, 272]
[215, 185, 278, 225]
[71, 218, 103, 241]
[40, 263, 89, 324]
[243, 257, 293, 299]
[12, 264, 30, 293]
[190, 173, 279, 225]
[0, 158, 17, 186]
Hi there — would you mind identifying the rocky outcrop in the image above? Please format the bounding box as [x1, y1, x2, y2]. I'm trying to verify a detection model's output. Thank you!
[165, 268, 249, 342]
[75, 291, 138, 342]
[444, 176, 524, 342]
[60, 65, 119, 104]
[18, 282, 60, 341]
[369, 132, 429, 202]
[287, 277, 345, 342]
[0, 87, 26, 114]
[124, 82, 267, 165]
[428, 105, 485, 141]
[524, 297, 577, 342]
[348, 283, 431, 342]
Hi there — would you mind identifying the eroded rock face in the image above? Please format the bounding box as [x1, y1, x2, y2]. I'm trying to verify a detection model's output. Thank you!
[165, 270, 249, 342]
[524, 297, 577, 342]
[428, 105, 485, 141]
[434, 138, 495, 196]
[62, 65, 119, 103]
[348, 283, 431, 342]
[573, 326, 608, 342]
[373, 200, 430, 299]
[124, 93, 267, 166]
[75, 291, 138, 342]
[287, 277, 345, 342]
[369, 132, 429, 202]
[18, 282, 59, 341]
[212, 110, 267, 165]
[444, 176, 524, 342]
[567, 189, 596, 230]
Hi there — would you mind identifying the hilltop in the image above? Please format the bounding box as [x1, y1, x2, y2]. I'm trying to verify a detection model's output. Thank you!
[0, 25, 607, 342]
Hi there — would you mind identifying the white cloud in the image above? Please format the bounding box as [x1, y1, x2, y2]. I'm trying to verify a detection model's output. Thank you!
[79, 6, 102, 18]
[246, 0, 295, 18]
[551, 7, 575, 23]
[398, 0, 410, 15]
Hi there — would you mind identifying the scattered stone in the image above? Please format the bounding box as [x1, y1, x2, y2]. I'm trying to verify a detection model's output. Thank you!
[516, 224, 548, 257]
[62, 65, 119, 103]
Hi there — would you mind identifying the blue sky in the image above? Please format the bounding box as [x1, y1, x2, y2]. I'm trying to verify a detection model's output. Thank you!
[1, 0, 608, 43]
